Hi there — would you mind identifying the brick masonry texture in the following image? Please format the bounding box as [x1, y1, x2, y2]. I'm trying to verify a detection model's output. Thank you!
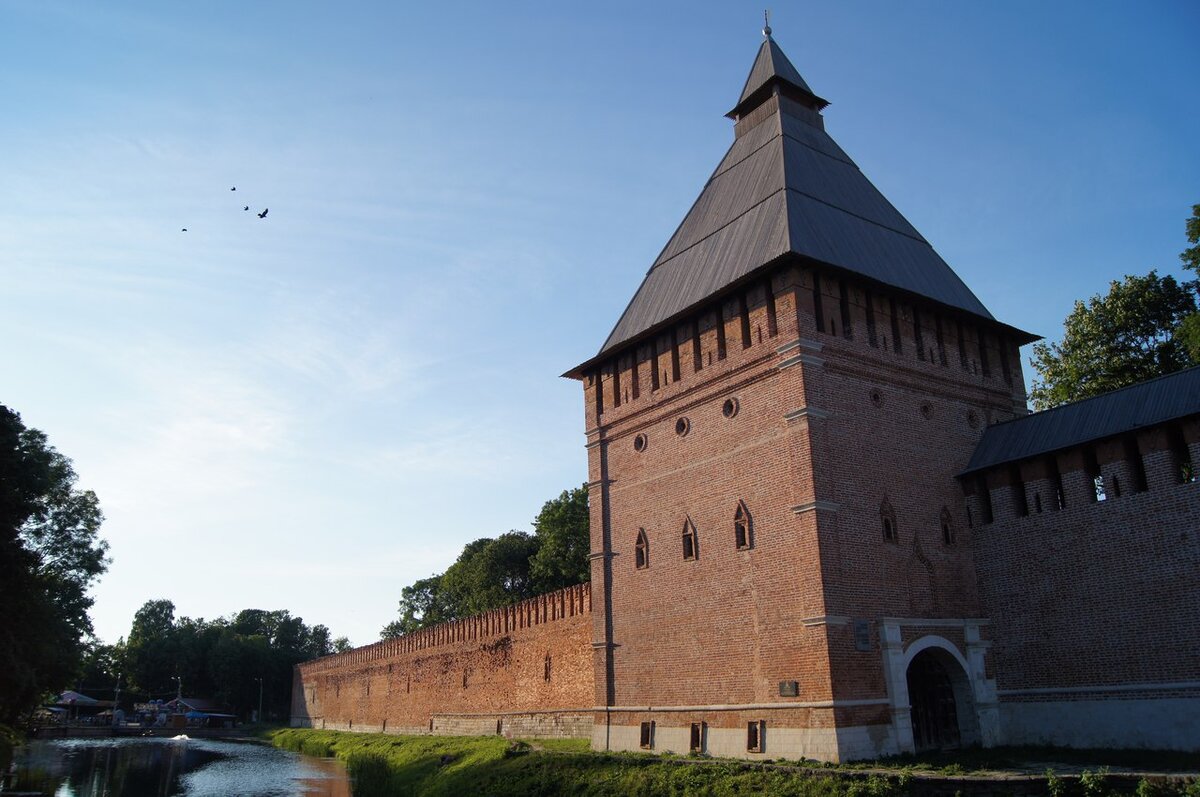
[290, 584, 593, 738]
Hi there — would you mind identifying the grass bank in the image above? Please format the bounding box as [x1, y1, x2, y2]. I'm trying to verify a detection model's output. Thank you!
[270, 729, 1199, 797]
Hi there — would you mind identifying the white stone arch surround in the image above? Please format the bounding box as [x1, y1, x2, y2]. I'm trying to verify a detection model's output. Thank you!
[879, 620, 1001, 753]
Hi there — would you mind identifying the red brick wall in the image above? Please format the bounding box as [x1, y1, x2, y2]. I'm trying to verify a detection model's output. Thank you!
[971, 430, 1200, 692]
[580, 261, 1028, 750]
[291, 584, 593, 736]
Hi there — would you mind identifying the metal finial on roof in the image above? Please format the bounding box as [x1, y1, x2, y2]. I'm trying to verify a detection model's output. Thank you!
[763, 9, 772, 38]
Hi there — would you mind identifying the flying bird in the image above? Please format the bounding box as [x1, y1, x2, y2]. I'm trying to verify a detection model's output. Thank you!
[257, 208, 268, 219]
[243, 206, 249, 211]
[230, 186, 236, 191]
[181, 228, 188, 232]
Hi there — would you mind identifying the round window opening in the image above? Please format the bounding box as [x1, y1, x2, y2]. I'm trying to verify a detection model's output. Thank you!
[722, 397, 739, 418]
[921, 402, 933, 420]
[633, 433, 648, 452]
[675, 417, 691, 437]
[870, 389, 884, 408]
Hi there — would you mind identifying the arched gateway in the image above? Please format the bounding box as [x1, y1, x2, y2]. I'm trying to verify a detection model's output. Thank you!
[905, 647, 977, 751]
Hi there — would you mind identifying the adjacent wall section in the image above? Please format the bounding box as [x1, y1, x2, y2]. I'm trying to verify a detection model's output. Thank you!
[291, 583, 593, 739]
[970, 422, 1200, 750]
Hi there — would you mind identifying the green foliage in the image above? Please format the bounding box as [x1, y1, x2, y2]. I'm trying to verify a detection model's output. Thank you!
[270, 729, 904, 797]
[1180, 203, 1200, 273]
[442, 532, 542, 616]
[1028, 271, 1198, 409]
[0, 405, 109, 724]
[1079, 768, 1110, 797]
[120, 599, 340, 719]
[529, 485, 590, 592]
[383, 575, 454, 638]
[381, 485, 589, 639]
[1045, 768, 1067, 797]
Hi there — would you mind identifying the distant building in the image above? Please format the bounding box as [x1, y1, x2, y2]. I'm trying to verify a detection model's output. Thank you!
[292, 31, 1199, 761]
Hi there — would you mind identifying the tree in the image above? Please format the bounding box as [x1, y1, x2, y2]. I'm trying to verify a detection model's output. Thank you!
[441, 532, 541, 616]
[529, 485, 589, 592]
[125, 599, 180, 698]
[0, 405, 109, 724]
[1180, 203, 1200, 273]
[382, 575, 453, 638]
[1178, 204, 1200, 360]
[1028, 271, 1198, 409]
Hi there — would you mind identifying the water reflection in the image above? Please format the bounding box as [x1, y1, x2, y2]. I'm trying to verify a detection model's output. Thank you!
[11, 737, 350, 797]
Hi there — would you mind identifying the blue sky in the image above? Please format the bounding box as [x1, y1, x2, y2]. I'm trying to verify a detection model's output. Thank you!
[3, 1, 1197, 647]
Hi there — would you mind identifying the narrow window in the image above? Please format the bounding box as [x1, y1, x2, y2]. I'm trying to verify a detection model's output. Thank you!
[812, 273, 825, 334]
[747, 720, 765, 753]
[977, 474, 994, 524]
[1034, 493, 1043, 513]
[957, 321, 969, 370]
[838, 279, 853, 340]
[880, 498, 898, 543]
[544, 653, 552, 682]
[631, 355, 640, 400]
[940, 507, 956, 545]
[462, 669, 468, 688]
[1011, 465, 1029, 517]
[682, 518, 698, 560]
[689, 722, 705, 753]
[978, 329, 991, 377]
[913, 308, 925, 360]
[716, 311, 727, 360]
[670, 328, 681, 382]
[889, 298, 903, 354]
[612, 361, 622, 407]
[1123, 437, 1148, 492]
[649, 343, 660, 391]
[734, 501, 752, 550]
[934, 316, 948, 366]
[999, 337, 1013, 384]
[592, 370, 604, 417]
[738, 292, 752, 348]
[1050, 456, 1066, 509]
[691, 319, 703, 372]
[764, 279, 778, 337]
[864, 290, 878, 348]
[635, 529, 649, 570]
[640, 721, 655, 749]
[1168, 425, 1197, 483]
[1085, 449, 1105, 502]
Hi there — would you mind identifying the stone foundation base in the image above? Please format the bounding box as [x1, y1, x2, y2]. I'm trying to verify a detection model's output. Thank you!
[998, 694, 1200, 750]
[290, 711, 591, 740]
[591, 721, 900, 764]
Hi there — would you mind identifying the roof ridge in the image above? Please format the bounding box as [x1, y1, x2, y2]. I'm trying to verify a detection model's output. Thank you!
[779, 127, 856, 167]
[785, 187, 930, 246]
[986, 364, 1200, 432]
[648, 187, 787, 275]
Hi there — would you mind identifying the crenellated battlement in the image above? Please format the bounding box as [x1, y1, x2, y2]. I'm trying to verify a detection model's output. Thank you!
[962, 412, 1199, 529]
[299, 583, 591, 673]
[577, 264, 1029, 435]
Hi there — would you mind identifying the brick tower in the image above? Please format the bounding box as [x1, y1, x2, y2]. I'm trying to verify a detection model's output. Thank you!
[566, 30, 1036, 761]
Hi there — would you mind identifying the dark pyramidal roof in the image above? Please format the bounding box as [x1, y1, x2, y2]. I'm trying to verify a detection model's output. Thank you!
[961, 366, 1200, 476]
[571, 33, 1032, 375]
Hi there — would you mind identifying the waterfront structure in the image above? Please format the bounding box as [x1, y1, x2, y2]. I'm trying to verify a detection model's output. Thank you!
[292, 32, 1200, 761]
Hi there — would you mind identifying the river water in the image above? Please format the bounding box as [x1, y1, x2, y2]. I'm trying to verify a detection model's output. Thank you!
[6, 737, 352, 797]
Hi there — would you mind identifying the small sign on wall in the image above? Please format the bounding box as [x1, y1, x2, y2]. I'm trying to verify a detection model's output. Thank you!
[778, 680, 799, 697]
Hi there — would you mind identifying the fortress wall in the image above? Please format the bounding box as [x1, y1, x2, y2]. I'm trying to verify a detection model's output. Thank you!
[970, 421, 1200, 749]
[291, 583, 593, 738]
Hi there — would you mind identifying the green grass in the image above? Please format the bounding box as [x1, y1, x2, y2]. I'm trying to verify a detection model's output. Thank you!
[270, 729, 1200, 797]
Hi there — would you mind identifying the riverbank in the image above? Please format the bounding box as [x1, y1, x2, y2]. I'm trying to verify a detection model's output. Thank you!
[269, 728, 1200, 796]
